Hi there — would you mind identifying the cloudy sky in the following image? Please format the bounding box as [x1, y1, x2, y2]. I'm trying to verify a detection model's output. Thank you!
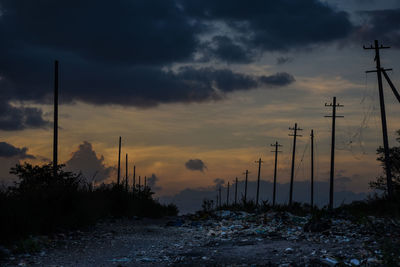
[1, 0, 400, 206]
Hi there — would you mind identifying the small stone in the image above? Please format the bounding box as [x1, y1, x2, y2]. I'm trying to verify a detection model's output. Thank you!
[350, 259, 360, 265]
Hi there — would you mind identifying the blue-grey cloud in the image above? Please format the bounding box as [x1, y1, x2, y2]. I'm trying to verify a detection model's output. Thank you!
[0, 103, 50, 131]
[65, 141, 114, 183]
[0, 142, 35, 159]
[146, 174, 162, 191]
[356, 8, 400, 48]
[0, 0, 351, 124]
[182, 0, 353, 52]
[185, 159, 207, 172]
[276, 57, 294, 65]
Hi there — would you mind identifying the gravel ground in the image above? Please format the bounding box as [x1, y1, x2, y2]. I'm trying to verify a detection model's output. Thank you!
[2, 211, 399, 266]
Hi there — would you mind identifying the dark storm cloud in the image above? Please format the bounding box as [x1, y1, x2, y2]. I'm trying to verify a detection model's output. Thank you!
[65, 141, 114, 183]
[356, 9, 400, 48]
[0, 0, 350, 119]
[0, 101, 50, 131]
[276, 57, 294, 65]
[204, 36, 254, 63]
[185, 159, 207, 172]
[181, 0, 354, 52]
[0, 142, 35, 159]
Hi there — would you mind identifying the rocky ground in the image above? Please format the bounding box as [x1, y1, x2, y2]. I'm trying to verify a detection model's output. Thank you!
[1, 210, 400, 266]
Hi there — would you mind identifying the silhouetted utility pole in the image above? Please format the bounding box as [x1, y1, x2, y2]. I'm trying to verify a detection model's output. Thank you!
[138, 176, 141, 196]
[218, 186, 222, 209]
[310, 130, 315, 211]
[243, 170, 249, 203]
[133, 165, 136, 191]
[125, 154, 128, 191]
[227, 182, 230, 206]
[289, 123, 302, 205]
[133, 165, 136, 199]
[364, 40, 399, 198]
[144, 176, 147, 188]
[271, 141, 282, 206]
[53, 60, 58, 179]
[235, 177, 238, 205]
[325, 97, 343, 210]
[255, 158, 263, 206]
[117, 136, 121, 185]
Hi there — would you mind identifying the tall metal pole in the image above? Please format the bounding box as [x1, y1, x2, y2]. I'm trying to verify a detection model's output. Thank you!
[235, 177, 238, 205]
[244, 170, 249, 203]
[325, 97, 343, 210]
[227, 182, 230, 206]
[289, 123, 302, 205]
[53, 60, 58, 179]
[133, 165, 136, 191]
[133, 165, 136, 199]
[218, 186, 222, 209]
[271, 141, 282, 206]
[310, 130, 314, 210]
[117, 136, 121, 185]
[144, 176, 147, 188]
[138, 176, 141, 196]
[125, 154, 128, 191]
[364, 40, 394, 197]
[255, 158, 263, 206]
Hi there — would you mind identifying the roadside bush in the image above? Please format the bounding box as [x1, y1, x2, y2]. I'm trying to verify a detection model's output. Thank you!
[0, 163, 178, 245]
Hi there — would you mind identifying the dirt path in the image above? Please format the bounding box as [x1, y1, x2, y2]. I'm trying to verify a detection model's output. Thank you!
[2, 212, 394, 266]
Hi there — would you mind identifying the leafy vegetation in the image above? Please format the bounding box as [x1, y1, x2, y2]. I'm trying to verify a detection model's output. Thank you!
[369, 129, 400, 194]
[0, 163, 178, 245]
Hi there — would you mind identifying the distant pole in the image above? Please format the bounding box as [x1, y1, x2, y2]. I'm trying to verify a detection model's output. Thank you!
[53, 60, 58, 179]
[364, 40, 394, 198]
[144, 176, 147, 188]
[133, 165, 136, 199]
[133, 165, 136, 191]
[138, 175, 141, 196]
[117, 136, 121, 185]
[310, 130, 314, 210]
[244, 170, 249, 203]
[235, 177, 238, 205]
[325, 97, 343, 210]
[218, 186, 222, 209]
[125, 154, 128, 191]
[255, 158, 263, 206]
[226, 182, 230, 206]
[289, 123, 302, 205]
[271, 141, 282, 207]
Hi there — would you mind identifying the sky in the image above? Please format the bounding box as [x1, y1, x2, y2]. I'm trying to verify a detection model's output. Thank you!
[1, 0, 400, 209]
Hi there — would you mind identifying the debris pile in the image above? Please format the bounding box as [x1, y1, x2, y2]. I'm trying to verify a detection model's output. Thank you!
[2, 211, 400, 266]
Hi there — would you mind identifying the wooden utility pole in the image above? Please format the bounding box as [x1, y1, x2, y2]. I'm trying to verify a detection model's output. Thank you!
[270, 141, 282, 206]
[133, 165, 136, 191]
[144, 176, 147, 188]
[235, 177, 238, 205]
[255, 158, 263, 206]
[138, 175, 141, 195]
[218, 186, 222, 209]
[227, 182, 230, 206]
[125, 154, 128, 191]
[310, 130, 314, 210]
[364, 40, 395, 197]
[243, 170, 249, 203]
[289, 123, 302, 205]
[53, 60, 58, 179]
[117, 136, 121, 185]
[325, 97, 343, 210]
[133, 165, 136, 199]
